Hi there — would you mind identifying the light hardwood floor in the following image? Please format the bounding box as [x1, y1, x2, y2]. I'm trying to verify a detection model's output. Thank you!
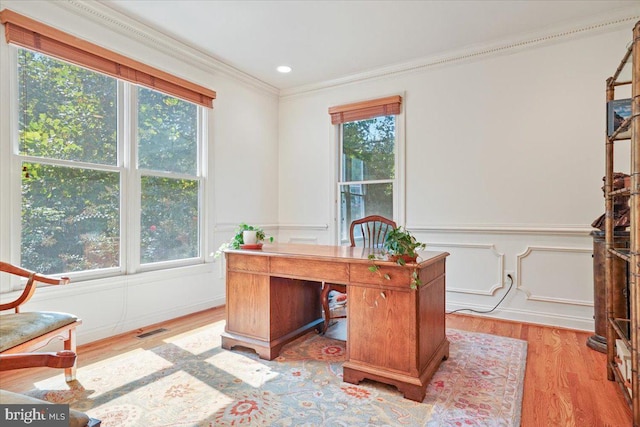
[0, 307, 632, 426]
[447, 313, 632, 426]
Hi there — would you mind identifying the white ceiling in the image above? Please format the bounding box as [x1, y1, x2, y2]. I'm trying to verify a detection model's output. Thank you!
[103, 0, 640, 90]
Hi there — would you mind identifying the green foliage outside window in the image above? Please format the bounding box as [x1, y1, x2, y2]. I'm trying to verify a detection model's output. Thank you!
[138, 88, 200, 264]
[140, 176, 199, 264]
[19, 50, 119, 274]
[19, 51, 117, 164]
[138, 88, 197, 175]
[340, 116, 395, 241]
[17, 49, 201, 275]
[342, 116, 395, 182]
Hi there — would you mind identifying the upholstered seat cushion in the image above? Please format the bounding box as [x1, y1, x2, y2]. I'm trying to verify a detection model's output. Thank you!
[0, 312, 78, 352]
[0, 389, 91, 427]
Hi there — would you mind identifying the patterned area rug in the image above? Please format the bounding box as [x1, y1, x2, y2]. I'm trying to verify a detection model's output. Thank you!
[24, 322, 526, 426]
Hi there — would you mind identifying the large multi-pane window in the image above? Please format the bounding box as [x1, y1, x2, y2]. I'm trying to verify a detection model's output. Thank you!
[17, 48, 204, 275]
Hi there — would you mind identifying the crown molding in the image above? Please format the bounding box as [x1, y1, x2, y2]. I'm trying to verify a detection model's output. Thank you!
[281, 9, 640, 99]
[50, 0, 279, 96]
[3, 1, 638, 101]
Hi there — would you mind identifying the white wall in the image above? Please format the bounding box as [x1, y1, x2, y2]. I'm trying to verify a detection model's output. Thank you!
[1, 1, 638, 346]
[0, 0, 279, 345]
[277, 18, 639, 330]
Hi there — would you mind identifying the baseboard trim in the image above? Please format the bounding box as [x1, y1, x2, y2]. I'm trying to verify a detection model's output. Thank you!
[76, 299, 223, 345]
[446, 302, 594, 331]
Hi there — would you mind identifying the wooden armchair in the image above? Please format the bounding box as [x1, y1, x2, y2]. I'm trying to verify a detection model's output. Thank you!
[0, 351, 100, 427]
[321, 215, 397, 334]
[0, 262, 81, 381]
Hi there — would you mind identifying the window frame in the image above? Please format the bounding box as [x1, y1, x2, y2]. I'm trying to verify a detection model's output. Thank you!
[7, 45, 208, 283]
[0, 9, 216, 108]
[329, 95, 406, 245]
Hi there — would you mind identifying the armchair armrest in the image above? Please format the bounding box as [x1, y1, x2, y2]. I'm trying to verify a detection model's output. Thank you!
[0, 350, 77, 371]
[0, 262, 70, 313]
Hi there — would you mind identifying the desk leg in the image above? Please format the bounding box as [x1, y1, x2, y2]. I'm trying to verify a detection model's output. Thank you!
[221, 334, 282, 360]
[343, 338, 449, 402]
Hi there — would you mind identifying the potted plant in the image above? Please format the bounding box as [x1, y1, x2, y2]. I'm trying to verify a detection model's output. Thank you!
[367, 226, 426, 289]
[382, 226, 426, 265]
[214, 223, 273, 258]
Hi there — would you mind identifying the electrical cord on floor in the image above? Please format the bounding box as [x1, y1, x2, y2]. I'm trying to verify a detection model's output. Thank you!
[446, 273, 514, 315]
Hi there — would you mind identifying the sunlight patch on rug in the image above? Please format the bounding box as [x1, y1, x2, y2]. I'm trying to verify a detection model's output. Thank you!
[208, 350, 280, 388]
[25, 322, 526, 426]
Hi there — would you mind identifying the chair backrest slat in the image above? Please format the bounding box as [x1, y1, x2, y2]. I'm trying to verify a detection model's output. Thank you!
[349, 215, 397, 249]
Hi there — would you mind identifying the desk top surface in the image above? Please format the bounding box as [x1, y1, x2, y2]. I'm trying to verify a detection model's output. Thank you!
[225, 242, 448, 267]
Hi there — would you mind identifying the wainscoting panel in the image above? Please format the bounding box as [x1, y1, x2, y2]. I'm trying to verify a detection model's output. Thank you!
[17, 224, 597, 348]
[15, 263, 223, 346]
[517, 245, 593, 306]
[427, 242, 505, 295]
[277, 225, 331, 246]
[272, 225, 596, 330]
[413, 225, 595, 330]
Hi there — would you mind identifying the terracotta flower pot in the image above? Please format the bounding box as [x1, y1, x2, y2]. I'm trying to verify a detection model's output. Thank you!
[388, 254, 417, 263]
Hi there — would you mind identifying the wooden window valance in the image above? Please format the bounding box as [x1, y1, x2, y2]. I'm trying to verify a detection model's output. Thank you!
[328, 95, 402, 125]
[0, 9, 216, 108]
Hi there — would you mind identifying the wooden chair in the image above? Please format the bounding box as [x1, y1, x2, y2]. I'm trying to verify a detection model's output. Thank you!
[0, 351, 101, 427]
[321, 215, 397, 334]
[0, 262, 81, 381]
[349, 215, 398, 249]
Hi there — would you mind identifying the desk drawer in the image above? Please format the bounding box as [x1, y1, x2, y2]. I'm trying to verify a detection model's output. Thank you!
[350, 263, 413, 288]
[270, 258, 348, 283]
[227, 253, 269, 273]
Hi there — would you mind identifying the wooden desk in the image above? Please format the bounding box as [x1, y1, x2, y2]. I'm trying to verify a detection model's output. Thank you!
[221, 243, 449, 402]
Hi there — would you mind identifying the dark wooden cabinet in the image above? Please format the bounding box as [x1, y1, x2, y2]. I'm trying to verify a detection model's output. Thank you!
[588, 230, 629, 353]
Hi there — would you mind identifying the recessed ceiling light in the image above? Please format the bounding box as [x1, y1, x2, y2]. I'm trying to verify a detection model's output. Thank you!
[277, 65, 292, 73]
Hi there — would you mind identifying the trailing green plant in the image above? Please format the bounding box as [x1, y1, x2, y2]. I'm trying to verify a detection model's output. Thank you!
[214, 223, 273, 258]
[367, 253, 391, 280]
[383, 226, 426, 263]
[367, 227, 426, 289]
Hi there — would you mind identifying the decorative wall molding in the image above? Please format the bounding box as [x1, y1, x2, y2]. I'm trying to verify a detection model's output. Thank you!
[278, 224, 329, 231]
[428, 242, 504, 296]
[216, 223, 327, 232]
[517, 245, 593, 306]
[52, 0, 279, 95]
[410, 224, 593, 236]
[281, 11, 639, 98]
[214, 223, 280, 232]
[288, 237, 319, 245]
[523, 295, 592, 307]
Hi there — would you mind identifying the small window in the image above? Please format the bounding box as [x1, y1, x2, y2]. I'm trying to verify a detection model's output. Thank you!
[330, 96, 402, 245]
[338, 116, 396, 244]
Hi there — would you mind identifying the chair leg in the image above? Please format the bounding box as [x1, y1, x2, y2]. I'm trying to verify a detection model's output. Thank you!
[320, 283, 332, 335]
[63, 329, 77, 382]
